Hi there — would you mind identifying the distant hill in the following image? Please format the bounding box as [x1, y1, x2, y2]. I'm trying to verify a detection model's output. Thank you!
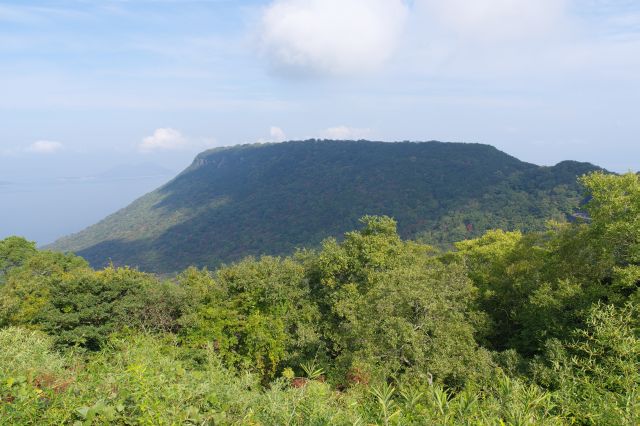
[49, 140, 602, 272]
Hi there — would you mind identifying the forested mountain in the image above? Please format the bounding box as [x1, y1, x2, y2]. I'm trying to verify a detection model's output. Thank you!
[49, 140, 601, 272]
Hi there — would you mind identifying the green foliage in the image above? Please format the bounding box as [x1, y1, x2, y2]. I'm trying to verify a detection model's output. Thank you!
[0, 236, 37, 282]
[2, 171, 640, 425]
[0, 247, 88, 328]
[532, 303, 640, 424]
[579, 172, 640, 300]
[0, 327, 75, 424]
[48, 140, 599, 273]
[300, 359, 325, 380]
[37, 267, 158, 350]
[0, 256, 168, 350]
[0, 328, 567, 425]
[453, 174, 640, 356]
[180, 256, 321, 380]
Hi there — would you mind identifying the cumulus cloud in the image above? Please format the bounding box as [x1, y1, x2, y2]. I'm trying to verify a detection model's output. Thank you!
[26, 140, 63, 154]
[269, 126, 287, 142]
[322, 126, 372, 140]
[257, 0, 574, 77]
[258, 126, 288, 143]
[139, 128, 187, 152]
[259, 0, 408, 76]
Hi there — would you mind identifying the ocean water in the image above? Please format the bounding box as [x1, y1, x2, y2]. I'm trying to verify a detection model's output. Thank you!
[0, 175, 171, 246]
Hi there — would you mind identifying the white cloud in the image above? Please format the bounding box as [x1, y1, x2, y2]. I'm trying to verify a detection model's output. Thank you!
[139, 128, 187, 152]
[138, 128, 219, 153]
[415, 0, 570, 43]
[256, 0, 579, 79]
[322, 126, 372, 140]
[390, 0, 586, 81]
[26, 140, 63, 154]
[259, 0, 408, 77]
[269, 126, 287, 142]
[258, 126, 288, 143]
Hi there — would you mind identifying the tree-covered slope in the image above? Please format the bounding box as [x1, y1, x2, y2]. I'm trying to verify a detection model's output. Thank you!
[49, 140, 601, 272]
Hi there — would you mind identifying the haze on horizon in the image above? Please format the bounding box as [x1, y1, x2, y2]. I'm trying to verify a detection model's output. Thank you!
[1, 0, 639, 244]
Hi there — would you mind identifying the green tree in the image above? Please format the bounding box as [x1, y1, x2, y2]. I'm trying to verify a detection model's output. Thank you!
[0, 250, 87, 327]
[581, 172, 640, 298]
[0, 236, 37, 282]
[180, 257, 321, 380]
[37, 266, 155, 350]
[309, 216, 491, 386]
[534, 303, 640, 424]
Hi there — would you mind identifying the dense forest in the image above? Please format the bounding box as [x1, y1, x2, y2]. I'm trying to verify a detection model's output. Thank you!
[49, 140, 600, 272]
[2, 171, 639, 424]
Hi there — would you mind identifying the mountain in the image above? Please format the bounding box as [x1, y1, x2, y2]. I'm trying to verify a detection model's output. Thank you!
[49, 140, 602, 272]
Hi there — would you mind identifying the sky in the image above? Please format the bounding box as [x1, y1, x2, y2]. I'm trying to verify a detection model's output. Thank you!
[1, 0, 639, 243]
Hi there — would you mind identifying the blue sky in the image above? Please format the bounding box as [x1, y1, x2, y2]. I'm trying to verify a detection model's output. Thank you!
[1, 0, 639, 178]
[1, 0, 638, 244]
